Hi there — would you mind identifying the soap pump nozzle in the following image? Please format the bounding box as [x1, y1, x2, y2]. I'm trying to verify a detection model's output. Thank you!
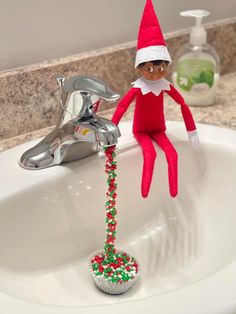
[180, 10, 210, 46]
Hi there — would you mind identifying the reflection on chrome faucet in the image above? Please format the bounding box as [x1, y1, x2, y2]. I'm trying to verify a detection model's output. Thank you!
[19, 76, 121, 170]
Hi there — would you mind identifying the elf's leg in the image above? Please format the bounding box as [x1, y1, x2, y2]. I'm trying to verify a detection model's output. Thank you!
[151, 132, 178, 197]
[134, 132, 157, 198]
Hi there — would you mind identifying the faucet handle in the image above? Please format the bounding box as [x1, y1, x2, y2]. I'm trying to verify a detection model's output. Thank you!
[62, 76, 120, 102]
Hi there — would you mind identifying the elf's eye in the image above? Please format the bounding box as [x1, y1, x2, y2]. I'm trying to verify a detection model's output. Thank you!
[158, 66, 164, 72]
[147, 66, 154, 73]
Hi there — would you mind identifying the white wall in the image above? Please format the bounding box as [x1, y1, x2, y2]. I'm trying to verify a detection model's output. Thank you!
[0, 0, 235, 71]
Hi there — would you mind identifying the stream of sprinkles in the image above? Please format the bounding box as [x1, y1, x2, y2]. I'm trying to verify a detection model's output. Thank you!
[91, 146, 138, 283]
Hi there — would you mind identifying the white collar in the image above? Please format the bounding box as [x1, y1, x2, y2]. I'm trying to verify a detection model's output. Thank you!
[132, 77, 171, 96]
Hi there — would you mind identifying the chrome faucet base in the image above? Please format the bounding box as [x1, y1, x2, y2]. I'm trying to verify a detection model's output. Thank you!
[19, 76, 120, 170]
[19, 139, 99, 170]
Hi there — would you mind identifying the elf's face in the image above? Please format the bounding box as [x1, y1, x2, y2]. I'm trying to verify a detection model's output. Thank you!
[138, 61, 169, 81]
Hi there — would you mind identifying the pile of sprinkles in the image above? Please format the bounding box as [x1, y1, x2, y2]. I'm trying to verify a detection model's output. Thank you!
[90, 146, 138, 284]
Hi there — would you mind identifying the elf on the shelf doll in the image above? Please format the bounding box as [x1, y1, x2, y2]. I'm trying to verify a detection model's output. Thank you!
[112, 0, 199, 198]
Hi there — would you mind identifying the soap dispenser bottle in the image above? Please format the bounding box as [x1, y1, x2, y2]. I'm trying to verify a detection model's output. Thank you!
[172, 10, 220, 106]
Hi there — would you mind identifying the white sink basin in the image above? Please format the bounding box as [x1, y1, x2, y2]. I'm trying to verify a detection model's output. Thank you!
[0, 121, 236, 314]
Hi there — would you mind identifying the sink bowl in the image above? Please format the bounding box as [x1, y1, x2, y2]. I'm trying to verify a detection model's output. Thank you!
[0, 121, 236, 314]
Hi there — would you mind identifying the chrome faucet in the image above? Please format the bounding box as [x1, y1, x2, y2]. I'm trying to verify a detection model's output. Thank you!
[19, 75, 121, 170]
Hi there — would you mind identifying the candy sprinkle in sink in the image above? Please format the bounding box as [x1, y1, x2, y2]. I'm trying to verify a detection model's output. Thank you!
[89, 146, 140, 295]
[0, 121, 236, 314]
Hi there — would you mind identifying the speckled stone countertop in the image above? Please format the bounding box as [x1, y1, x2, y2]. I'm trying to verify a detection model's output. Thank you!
[0, 17, 235, 153]
[0, 71, 235, 153]
[0, 17, 235, 143]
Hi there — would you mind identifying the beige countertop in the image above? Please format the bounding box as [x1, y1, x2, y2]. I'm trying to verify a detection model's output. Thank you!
[0, 72, 235, 153]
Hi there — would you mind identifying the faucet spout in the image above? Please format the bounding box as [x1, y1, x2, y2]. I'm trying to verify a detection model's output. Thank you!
[84, 116, 121, 147]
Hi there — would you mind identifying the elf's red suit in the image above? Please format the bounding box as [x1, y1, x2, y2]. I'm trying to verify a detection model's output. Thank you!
[112, 78, 197, 198]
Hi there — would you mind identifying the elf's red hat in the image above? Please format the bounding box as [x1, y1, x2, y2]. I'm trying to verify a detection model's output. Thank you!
[135, 0, 172, 68]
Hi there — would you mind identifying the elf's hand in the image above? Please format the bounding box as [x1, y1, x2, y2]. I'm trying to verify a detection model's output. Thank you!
[188, 130, 200, 150]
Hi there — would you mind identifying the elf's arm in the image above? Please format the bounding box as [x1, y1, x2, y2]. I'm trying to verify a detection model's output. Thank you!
[112, 87, 139, 125]
[166, 84, 200, 149]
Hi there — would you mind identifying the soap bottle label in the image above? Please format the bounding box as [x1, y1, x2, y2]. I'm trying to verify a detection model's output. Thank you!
[176, 59, 215, 93]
